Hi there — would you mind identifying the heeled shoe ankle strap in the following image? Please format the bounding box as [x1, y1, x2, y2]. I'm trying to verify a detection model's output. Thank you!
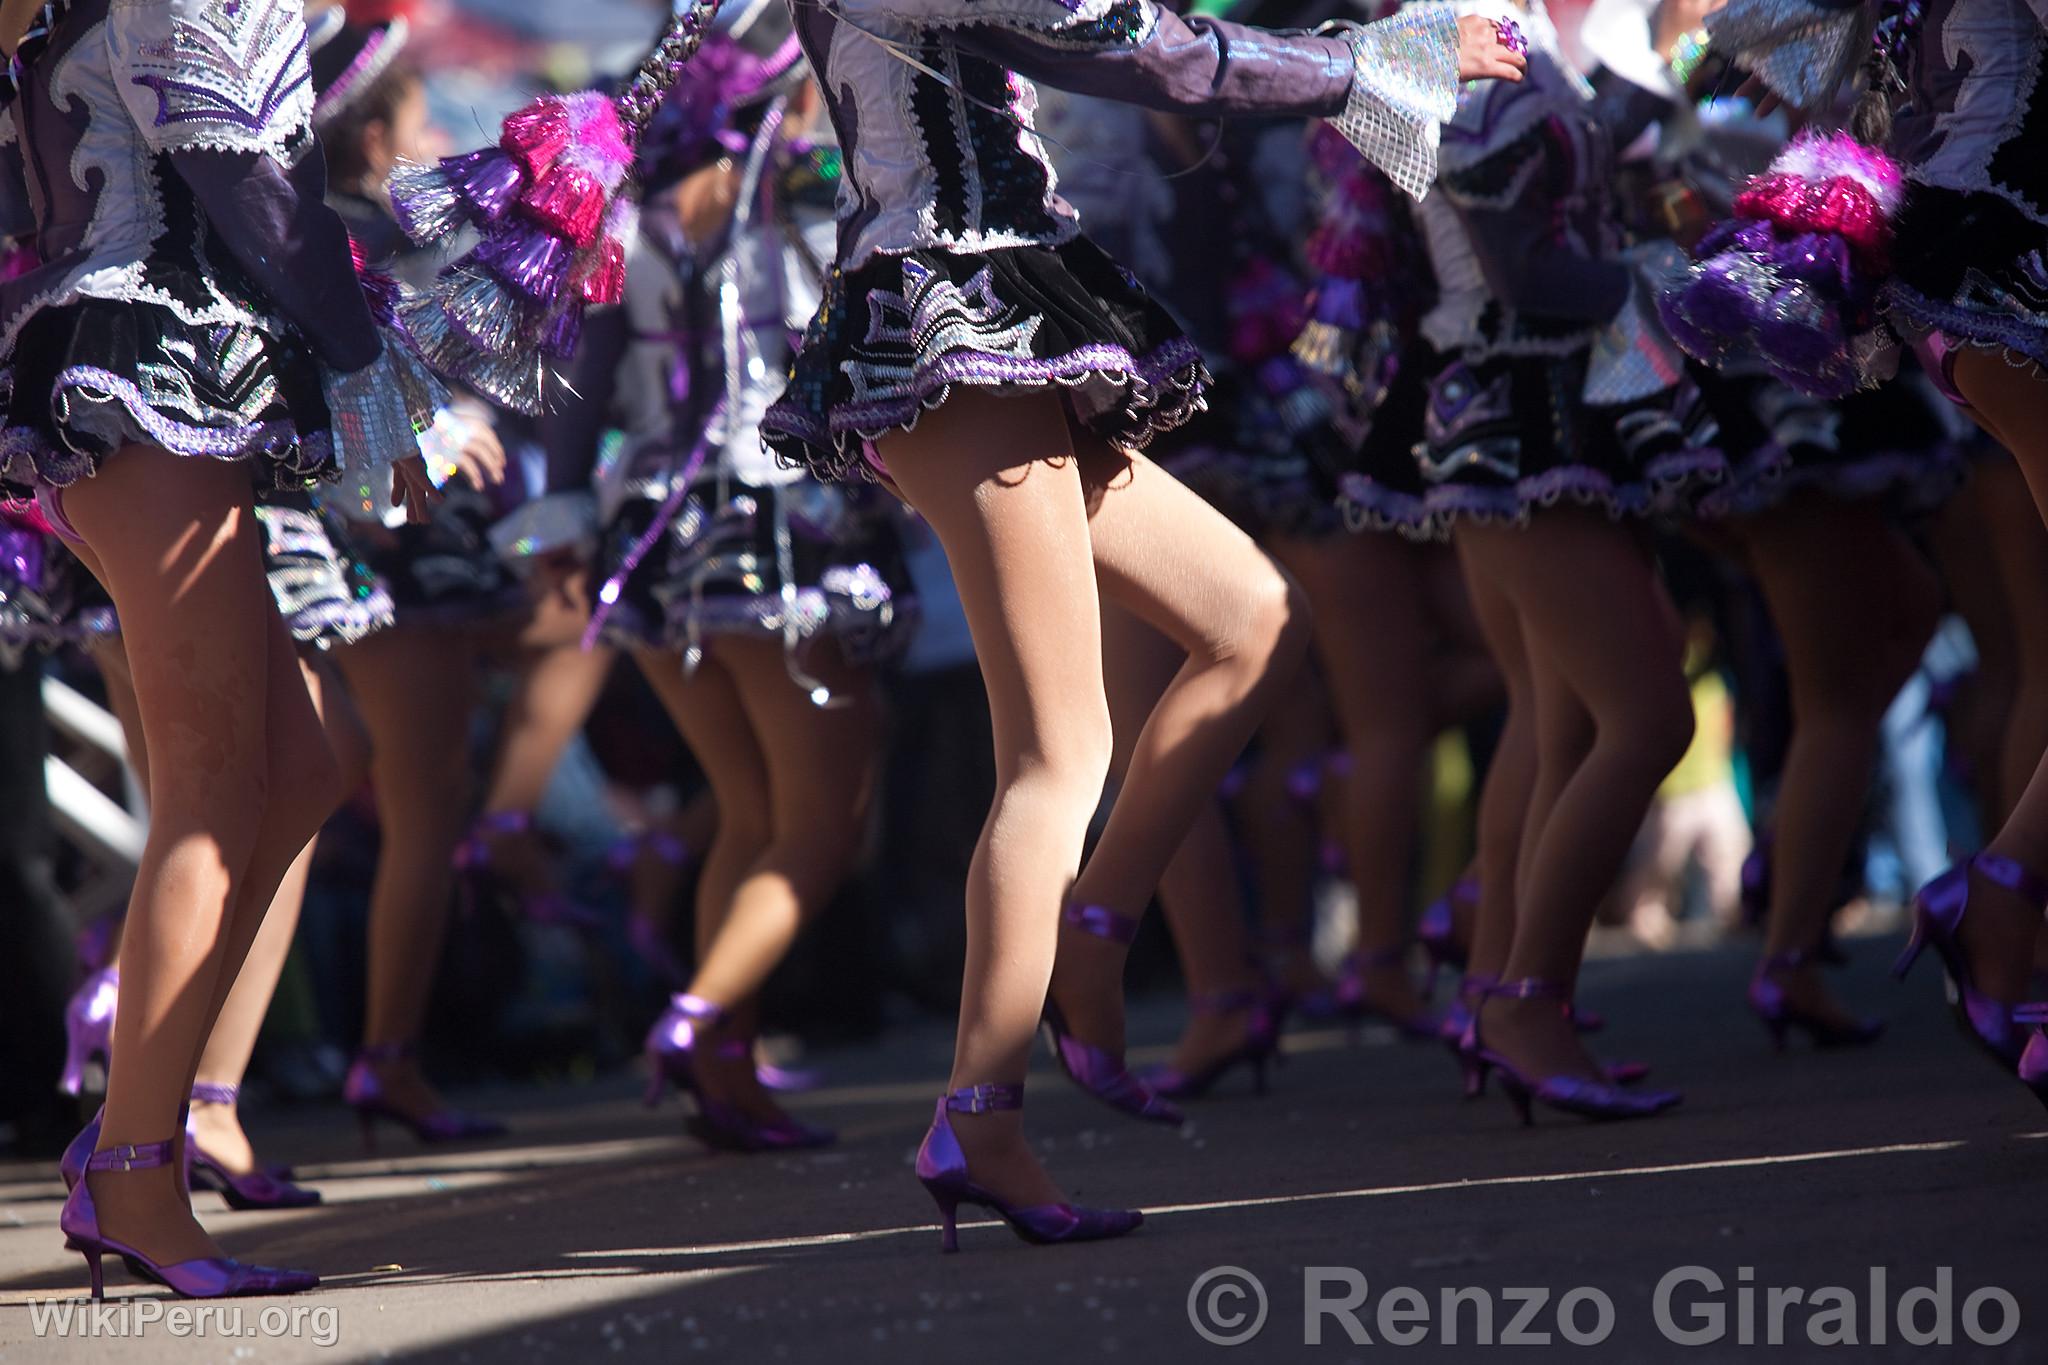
[189, 1082, 239, 1106]
[1457, 971, 1500, 998]
[86, 1138, 176, 1173]
[1189, 987, 1266, 1016]
[1062, 904, 1139, 946]
[1972, 853, 2048, 911]
[943, 1083, 1024, 1114]
[2014, 1002, 2048, 1026]
[668, 993, 727, 1024]
[1480, 977, 1573, 1004]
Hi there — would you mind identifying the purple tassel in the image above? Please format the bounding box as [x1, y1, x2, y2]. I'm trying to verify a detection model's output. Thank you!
[476, 227, 574, 304]
[455, 347, 551, 420]
[1766, 232, 1854, 299]
[451, 148, 529, 226]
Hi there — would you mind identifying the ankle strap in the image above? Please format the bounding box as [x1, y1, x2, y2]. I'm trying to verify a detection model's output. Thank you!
[358, 1041, 416, 1064]
[1190, 987, 1265, 1016]
[189, 1082, 239, 1106]
[2014, 1002, 2048, 1025]
[87, 1139, 176, 1173]
[1481, 977, 1572, 1003]
[669, 993, 726, 1024]
[1973, 853, 2048, 911]
[944, 1083, 1023, 1114]
[1458, 971, 1499, 997]
[1062, 903, 1139, 946]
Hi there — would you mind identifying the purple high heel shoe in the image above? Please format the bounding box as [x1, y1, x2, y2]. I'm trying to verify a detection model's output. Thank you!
[1334, 946, 1439, 1040]
[1140, 988, 1282, 1100]
[1460, 979, 1681, 1125]
[915, 1083, 1143, 1253]
[1442, 975, 1647, 1095]
[2016, 1006, 2048, 1112]
[59, 966, 119, 1096]
[1041, 905, 1183, 1125]
[185, 1084, 320, 1210]
[1748, 949, 1884, 1051]
[454, 810, 603, 930]
[60, 1137, 318, 1299]
[1415, 877, 1477, 997]
[343, 1043, 508, 1152]
[643, 994, 835, 1152]
[1894, 853, 2048, 1065]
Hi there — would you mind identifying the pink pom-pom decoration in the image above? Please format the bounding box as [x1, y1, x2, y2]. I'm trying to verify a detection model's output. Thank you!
[1659, 130, 1903, 399]
[385, 0, 728, 413]
[500, 98, 573, 176]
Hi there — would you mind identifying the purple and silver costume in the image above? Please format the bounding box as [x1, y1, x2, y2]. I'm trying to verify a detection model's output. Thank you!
[1708, 0, 2048, 376]
[0, 0, 436, 516]
[1366, 0, 1723, 537]
[757, 0, 1465, 478]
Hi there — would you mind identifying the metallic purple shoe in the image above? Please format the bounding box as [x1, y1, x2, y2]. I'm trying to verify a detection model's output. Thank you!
[343, 1043, 508, 1152]
[1444, 976, 1647, 1094]
[914, 1084, 1143, 1253]
[1748, 949, 1884, 1051]
[186, 1084, 320, 1211]
[1895, 854, 2048, 1066]
[2016, 1007, 2048, 1113]
[60, 1137, 318, 1299]
[1415, 877, 1477, 996]
[1334, 946, 1439, 1040]
[454, 810, 604, 930]
[1041, 904, 1183, 1125]
[59, 967, 119, 1097]
[59, 1105, 103, 1192]
[644, 994, 836, 1152]
[1460, 979, 1681, 1125]
[1140, 988, 1281, 1100]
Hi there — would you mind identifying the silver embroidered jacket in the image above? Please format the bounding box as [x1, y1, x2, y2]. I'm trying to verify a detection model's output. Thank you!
[787, 0, 1463, 269]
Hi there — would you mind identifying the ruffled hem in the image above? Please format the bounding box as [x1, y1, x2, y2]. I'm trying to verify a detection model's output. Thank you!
[1348, 445, 1733, 539]
[1882, 284, 2048, 374]
[763, 238, 1214, 483]
[0, 300, 336, 500]
[764, 338, 1211, 483]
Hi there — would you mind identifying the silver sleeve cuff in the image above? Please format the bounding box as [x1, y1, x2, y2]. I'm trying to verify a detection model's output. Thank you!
[322, 329, 448, 520]
[1704, 0, 1876, 110]
[1326, 6, 1463, 202]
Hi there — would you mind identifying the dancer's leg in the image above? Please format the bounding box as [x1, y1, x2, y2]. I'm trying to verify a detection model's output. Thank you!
[334, 626, 480, 1120]
[1273, 531, 1432, 1022]
[1454, 538, 1535, 986]
[1741, 495, 1940, 1023]
[1948, 350, 2048, 996]
[1052, 446, 1311, 1052]
[877, 393, 1112, 1209]
[1464, 513, 1693, 1082]
[470, 640, 618, 892]
[60, 446, 277, 1265]
[190, 657, 369, 1172]
[1237, 671, 1336, 999]
[1100, 606, 1263, 1074]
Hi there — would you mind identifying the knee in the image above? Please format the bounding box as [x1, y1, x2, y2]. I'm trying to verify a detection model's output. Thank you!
[1005, 705, 1115, 811]
[1619, 681, 1696, 777]
[1231, 568, 1313, 678]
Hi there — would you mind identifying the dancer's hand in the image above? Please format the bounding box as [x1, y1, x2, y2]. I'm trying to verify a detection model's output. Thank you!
[392, 457, 441, 525]
[450, 418, 507, 490]
[1457, 14, 1528, 82]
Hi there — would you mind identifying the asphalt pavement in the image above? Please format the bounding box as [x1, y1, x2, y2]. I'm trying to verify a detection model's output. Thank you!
[2, 933, 2044, 1363]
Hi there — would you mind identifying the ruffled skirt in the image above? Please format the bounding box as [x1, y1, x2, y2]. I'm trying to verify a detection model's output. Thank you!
[255, 497, 395, 649]
[1885, 176, 2048, 374]
[326, 485, 525, 625]
[762, 237, 1209, 481]
[591, 472, 916, 664]
[1388, 350, 1726, 538]
[0, 298, 335, 502]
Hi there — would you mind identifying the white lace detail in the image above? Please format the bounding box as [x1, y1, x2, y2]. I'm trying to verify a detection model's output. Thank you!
[1326, 5, 1461, 201]
[106, 0, 314, 163]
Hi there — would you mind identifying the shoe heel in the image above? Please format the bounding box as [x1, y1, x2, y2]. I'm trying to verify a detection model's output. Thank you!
[926, 1188, 961, 1254]
[642, 1058, 667, 1108]
[1892, 920, 1927, 981]
[1501, 1077, 1534, 1126]
[1459, 1052, 1486, 1099]
[82, 1249, 103, 1301]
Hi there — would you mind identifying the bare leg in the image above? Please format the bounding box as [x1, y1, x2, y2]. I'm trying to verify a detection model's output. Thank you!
[61, 447, 291, 1265]
[1273, 531, 1432, 1023]
[1462, 513, 1693, 1083]
[1454, 537, 1535, 987]
[1050, 446, 1311, 1054]
[471, 639, 617, 894]
[1100, 606, 1263, 1075]
[190, 657, 369, 1173]
[877, 394, 1113, 1210]
[1740, 494, 1940, 1025]
[334, 626, 481, 1122]
[1237, 670, 1336, 1001]
[1929, 471, 2018, 828]
[657, 638, 877, 1120]
[1948, 350, 2048, 997]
